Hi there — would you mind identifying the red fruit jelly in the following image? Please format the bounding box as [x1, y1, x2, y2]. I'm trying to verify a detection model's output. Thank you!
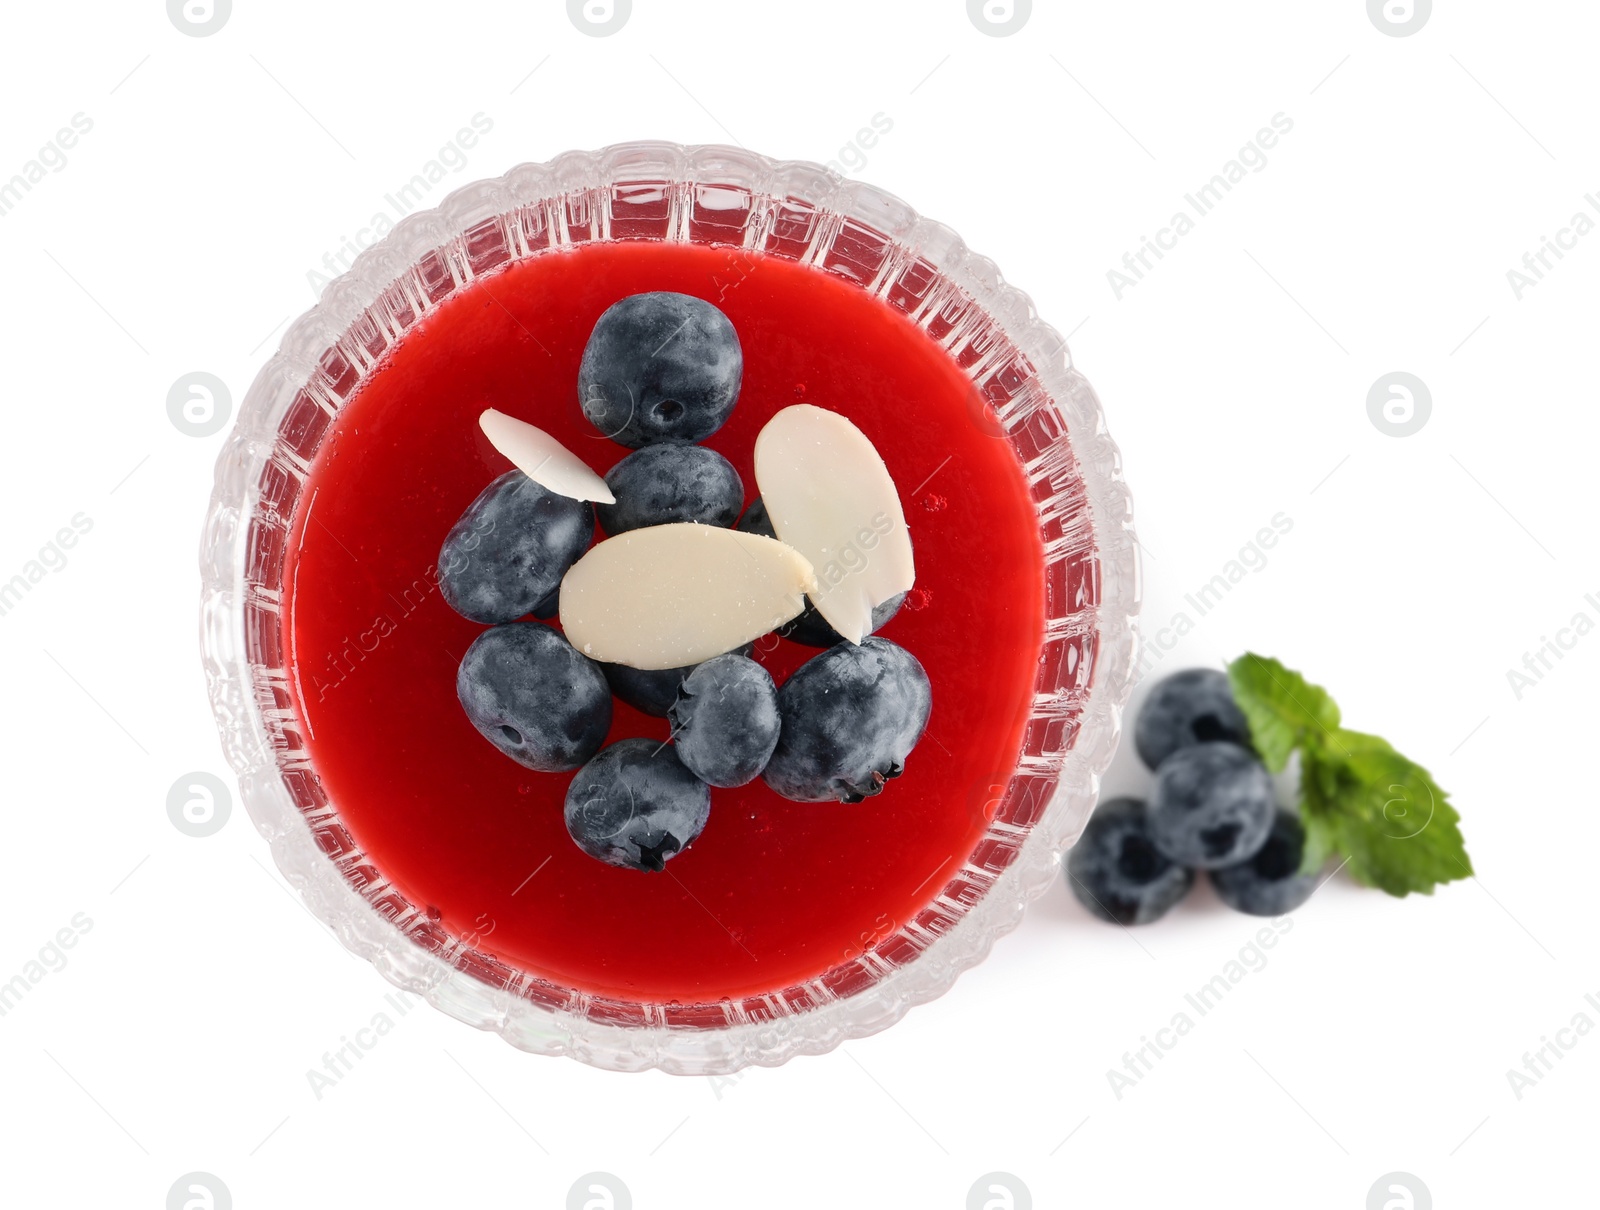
[282, 240, 1047, 1003]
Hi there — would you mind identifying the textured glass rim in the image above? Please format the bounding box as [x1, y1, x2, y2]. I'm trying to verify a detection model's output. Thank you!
[199, 141, 1141, 1075]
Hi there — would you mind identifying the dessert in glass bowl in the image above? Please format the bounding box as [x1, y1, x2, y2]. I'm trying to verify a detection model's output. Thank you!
[200, 142, 1137, 1073]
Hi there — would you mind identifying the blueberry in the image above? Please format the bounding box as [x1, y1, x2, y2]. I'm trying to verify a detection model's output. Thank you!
[1135, 668, 1252, 770]
[457, 623, 611, 772]
[578, 292, 742, 447]
[736, 498, 903, 646]
[1067, 797, 1195, 925]
[601, 643, 754, 718]
[734, 497, 774, 536]
[1210, 810, 1319, 916]
[781, 595, 905, 648]
[596, 444, 743, 536]
[762, 637, 932, 803]
[1148, 742, 1275, 868]
[602, 662, 694, 719]
[564, 738, 712, 871]
[668, 654, 781, 788]
[438, 470, 594, 624]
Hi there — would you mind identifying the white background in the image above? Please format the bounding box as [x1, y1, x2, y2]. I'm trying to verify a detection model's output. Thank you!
[0, 1, 1593, 1207]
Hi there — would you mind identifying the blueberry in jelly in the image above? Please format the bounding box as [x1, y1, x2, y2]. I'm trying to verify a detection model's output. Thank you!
[564, 738, 712, 871]
[438, 470, 594, 624]
[601, 643, 754, 718]
[762, 637, 932, 803]
[578, 292, 742, 447]
[597, 444, 744, 535]
[668, 653, 781, 788]
[602, 662, 695, 719]
[781, 592, 905, 648]
[456, 623, 611, 771]
[1067, 797, 1195, 925]
[1148, 742, 1275, 869]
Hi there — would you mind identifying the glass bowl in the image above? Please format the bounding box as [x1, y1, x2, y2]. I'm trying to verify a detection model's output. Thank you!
[199, 141, 1140, 1075]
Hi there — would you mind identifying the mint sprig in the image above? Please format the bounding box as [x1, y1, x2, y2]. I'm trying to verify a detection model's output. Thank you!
[1226, 653, 1472, 897]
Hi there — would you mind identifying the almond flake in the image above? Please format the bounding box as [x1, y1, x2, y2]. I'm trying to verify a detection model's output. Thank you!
[559, 523, 817, 670]
[753, 405, 914, 644]
[479, 408, 615, 504]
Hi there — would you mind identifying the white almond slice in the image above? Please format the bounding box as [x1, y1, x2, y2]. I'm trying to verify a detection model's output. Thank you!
[753, 404, 915, 645]
[559, 524, 817, 670]
[479, 408, 615, 504]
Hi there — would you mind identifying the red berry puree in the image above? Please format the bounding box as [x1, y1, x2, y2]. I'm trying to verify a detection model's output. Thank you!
[282, 240, 1046, 1003]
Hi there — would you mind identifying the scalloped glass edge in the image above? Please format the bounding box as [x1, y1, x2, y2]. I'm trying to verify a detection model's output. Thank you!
[198, 141, 1141, 1075]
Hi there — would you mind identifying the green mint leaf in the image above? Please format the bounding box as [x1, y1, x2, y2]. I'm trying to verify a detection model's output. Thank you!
[1226, 652, 1341, 771]
[1227, 654, 1472, 896]
[1295, 791, 1338, 876]
[1301, 731, 1471, 894]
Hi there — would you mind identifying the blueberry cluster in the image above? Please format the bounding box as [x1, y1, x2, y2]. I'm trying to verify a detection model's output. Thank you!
[1068, 669, 1318, 923]
[441, 292, 931, 873]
